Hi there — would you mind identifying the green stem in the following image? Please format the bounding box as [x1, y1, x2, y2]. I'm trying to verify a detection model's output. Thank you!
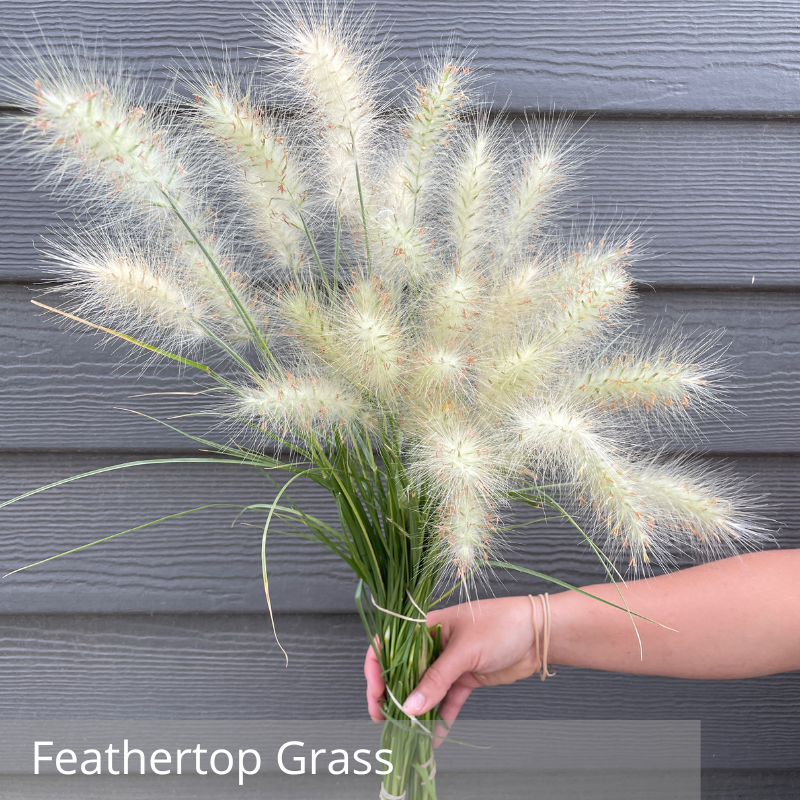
[298, 210, 331, 295]
[197, 322, 263, 381]
[333, 211, 342, 294]
[160, 190, 275, 361]
[352, 144, 372, 277]
[30, 300, 232, 386]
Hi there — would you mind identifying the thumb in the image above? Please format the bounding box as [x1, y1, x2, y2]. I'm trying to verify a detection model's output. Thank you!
[402, 641, 475, 716]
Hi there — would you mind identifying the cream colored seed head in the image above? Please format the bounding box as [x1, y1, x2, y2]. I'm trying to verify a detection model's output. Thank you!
[550, 263, 630, 344]
[33, 81, 185, 210]
[196, 85, 307, 270]
[338, 280, 403, 395]
[450, 131, 495, 268]
[281, 287, 335, 355]
[438, 491, 491, 574]
[401, 63, 461, 207]
[237, 374, 364, 432]
[290, 23, 377, 218]
[429, 268, 482, 343]
[415, 418, 496, 499]
[477, 338, 551, 404]
[411, 343, 469, 397]
[573, 355, 711, 413]
[49, 237, 209, 348]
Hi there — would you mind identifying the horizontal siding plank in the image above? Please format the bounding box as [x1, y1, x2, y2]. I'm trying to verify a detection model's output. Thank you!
[1, 285, 798, 452]
[3, 118, 800, 287]
[3, 1, 800, 113]
[0, 613, 796, 768]
[0, 769, 795, 799]
[0, 772, 702, 800]
[0, 453, 795, 614]
[3, 772, 796, 800]
[703, 770, 800, 799]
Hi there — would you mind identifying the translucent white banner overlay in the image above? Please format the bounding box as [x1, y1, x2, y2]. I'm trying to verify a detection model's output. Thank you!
[0, 719, 700, 799]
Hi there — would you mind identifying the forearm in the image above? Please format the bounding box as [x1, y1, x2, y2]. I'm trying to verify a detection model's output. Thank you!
[547, 550, 800, 679]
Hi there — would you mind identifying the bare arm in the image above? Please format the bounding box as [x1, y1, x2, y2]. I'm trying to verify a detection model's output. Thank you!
[365, 550, 800, 728]
[550, 549, 800, 680]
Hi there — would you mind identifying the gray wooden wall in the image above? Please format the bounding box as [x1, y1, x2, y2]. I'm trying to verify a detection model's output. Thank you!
[1, 1, 799, 795]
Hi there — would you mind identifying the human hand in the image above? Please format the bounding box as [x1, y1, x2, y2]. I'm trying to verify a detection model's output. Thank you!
[364, 596, 541, 733]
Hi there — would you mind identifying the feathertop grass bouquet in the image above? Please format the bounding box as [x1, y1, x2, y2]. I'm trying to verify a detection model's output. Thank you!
[1, 2, 768, 797]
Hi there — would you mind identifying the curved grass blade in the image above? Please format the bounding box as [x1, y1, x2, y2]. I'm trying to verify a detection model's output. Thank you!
[31, 300, 231, 385]
[540, 494, 627, 585]
[4, 503, 244, 577]
[487, 561, 676, 631]
[536, 493, 647, 654]
[161, 191, 276, 365]
[298, 210, 331, 294]
[244, 503, 350, 559]
[0, 457, 250, 511]
[261, 469, 315, 666]
[510, 489, 640, 647]
[353, 153, 372, 275]
[113, 408, 283, 467]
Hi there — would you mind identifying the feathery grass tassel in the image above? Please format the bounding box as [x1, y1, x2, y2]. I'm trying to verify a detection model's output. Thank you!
[438, 491, 494, 576]
[236, 374, 366, 435]
[374, 63, 465, 284]
[399, 62, 463, 218]
[499, 118, 579, 263]
[336, 278, 404, 398]
[572, 352, 716, 414]
[514, 403, 658, 566]
[449, 125, 497, 271]
[547, 239, 633, 347]
[21, 68, 263, 342]
[28, 73, 185, 209]
[270, 5, 379, 225]
[195, 81, 308, 271]
[49, 236, 209, 348]
[477, 336, 552, 404]
[625, 464, 765, 561]
[428, 268, 482, 345]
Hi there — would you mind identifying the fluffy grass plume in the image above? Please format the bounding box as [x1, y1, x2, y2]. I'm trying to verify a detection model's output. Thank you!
[2, 4, 768, 798]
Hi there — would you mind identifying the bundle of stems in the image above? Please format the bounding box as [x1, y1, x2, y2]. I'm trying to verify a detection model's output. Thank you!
[1, 3, 767, 797]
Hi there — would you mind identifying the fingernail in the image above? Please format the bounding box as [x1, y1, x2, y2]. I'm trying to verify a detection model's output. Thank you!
[403, 691, 425, 715]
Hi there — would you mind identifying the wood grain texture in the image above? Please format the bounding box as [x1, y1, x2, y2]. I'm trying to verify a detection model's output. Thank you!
[0, 770, 794, 800]
[3, 117, 800, 287]
[3, 1, 800, 113]
[1, 284, 798, 452]
[0, 613, 795, 769]
[0, 772, 702, 800]
[2, 771, 797, 800]
[0, 453, 794, 614]
[703, 770, 800, 799]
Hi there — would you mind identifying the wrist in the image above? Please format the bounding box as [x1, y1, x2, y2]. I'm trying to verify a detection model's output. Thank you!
[527, 593, 556, 680]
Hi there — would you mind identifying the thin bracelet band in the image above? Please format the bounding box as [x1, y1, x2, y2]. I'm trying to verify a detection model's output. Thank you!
[529, 593, 557, 680]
